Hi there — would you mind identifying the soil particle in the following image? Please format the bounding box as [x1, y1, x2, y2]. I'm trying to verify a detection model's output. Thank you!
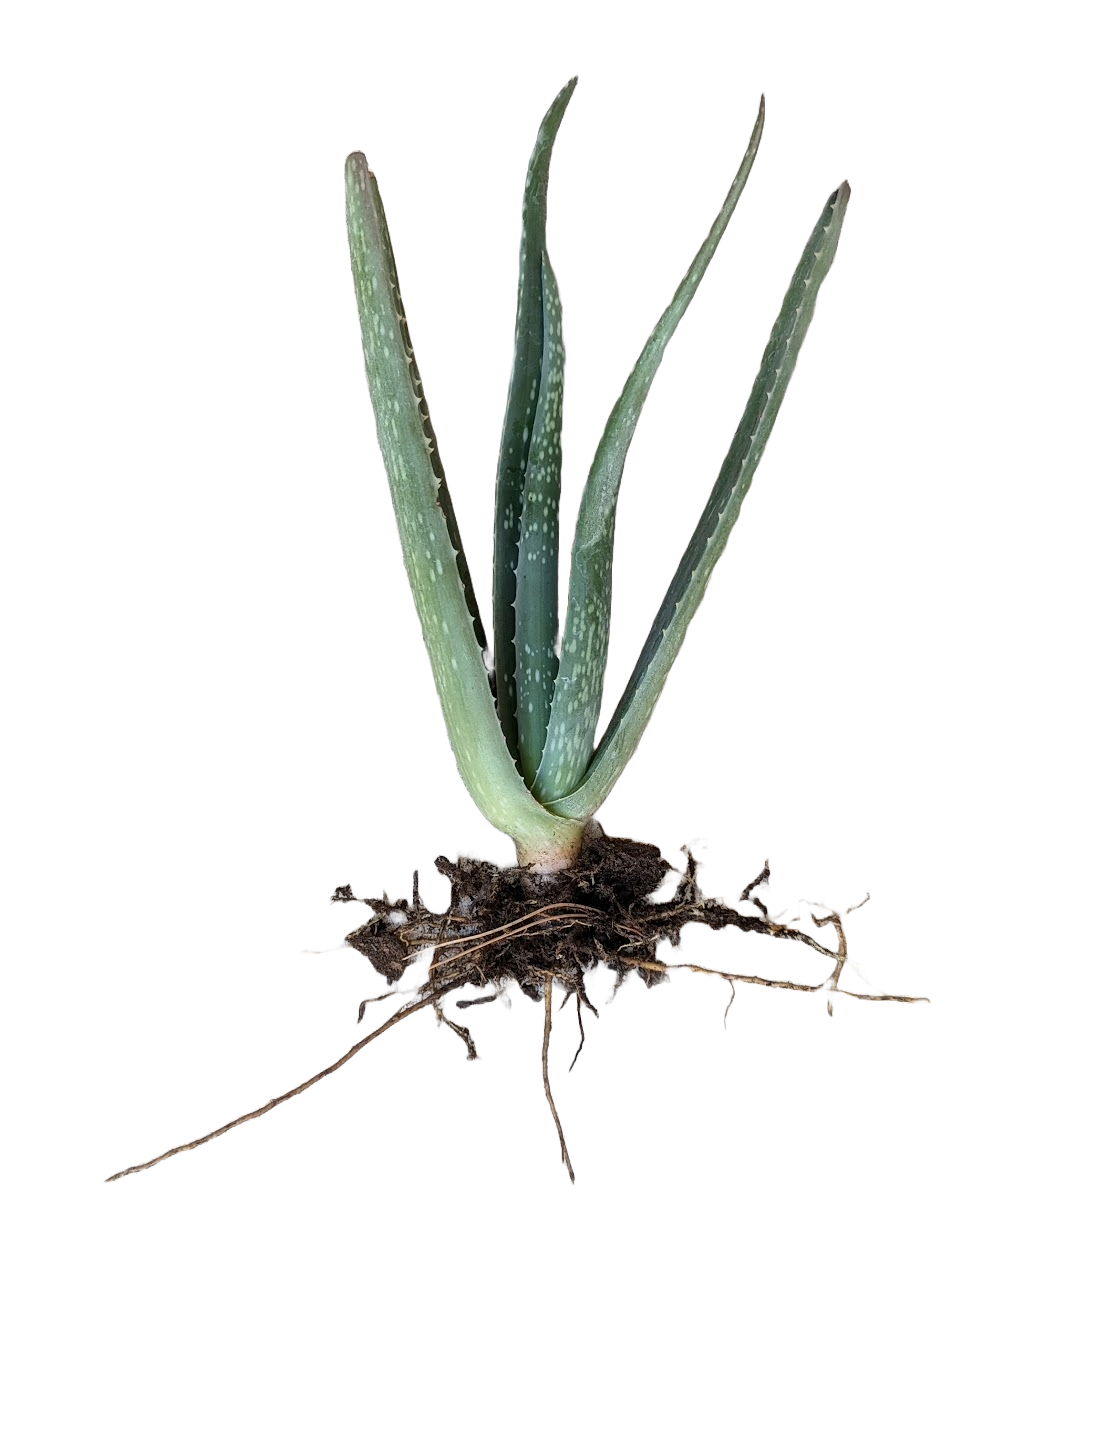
[341, 830, 768, 1007]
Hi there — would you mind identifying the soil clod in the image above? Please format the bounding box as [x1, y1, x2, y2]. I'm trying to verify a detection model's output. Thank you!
[106, 833, 926, 1184]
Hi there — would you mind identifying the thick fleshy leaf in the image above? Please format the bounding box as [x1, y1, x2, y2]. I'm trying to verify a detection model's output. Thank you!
[345, 152, 582, 865]
[514, 252, 565, 783]
[532, 98, 765, 803]
[547, 181, 851, 821]
[493, 76, 574, 783]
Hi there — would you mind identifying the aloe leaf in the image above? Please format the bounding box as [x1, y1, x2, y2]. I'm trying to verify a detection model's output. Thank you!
[548, 181, 851, 821]
[345, 153, 577, 859]
[532, 97, 765, 804]
[493, 73, 580, 777]
[514, 252, 565, 783]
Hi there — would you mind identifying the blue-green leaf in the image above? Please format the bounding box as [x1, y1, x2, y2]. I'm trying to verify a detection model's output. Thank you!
[493, 76, 580, 783]
[548, 181, 851, 822]
[514, 253, 565, 784]
[532, 98, 765, 804]
[345, 152, 583, 866]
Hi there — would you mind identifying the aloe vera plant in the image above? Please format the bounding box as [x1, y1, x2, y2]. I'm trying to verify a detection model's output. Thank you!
[346, 79, 849, 870]
[109, 81, 911, 1188]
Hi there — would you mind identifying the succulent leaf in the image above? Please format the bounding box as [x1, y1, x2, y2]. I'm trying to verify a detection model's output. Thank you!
[532, 97, 765, 803]
[493, 79, 580, 777]
[547, 181, 851, 822]
[345, 153, 580, 862]
[514, 252, 565, 784]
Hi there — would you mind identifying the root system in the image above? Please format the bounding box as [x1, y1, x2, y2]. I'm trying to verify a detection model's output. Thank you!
[107, 828, 925, 1183]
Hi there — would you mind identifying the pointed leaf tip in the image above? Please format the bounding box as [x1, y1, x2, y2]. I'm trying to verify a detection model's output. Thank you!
[533, 96, 765, 803]
[549, 173, 851, 820]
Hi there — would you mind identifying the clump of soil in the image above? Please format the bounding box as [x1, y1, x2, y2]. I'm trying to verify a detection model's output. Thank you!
[107, 828, 925, 1185]
[323, 824, 870, 1062]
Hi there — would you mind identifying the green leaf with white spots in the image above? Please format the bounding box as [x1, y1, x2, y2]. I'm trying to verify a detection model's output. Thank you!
[345, 152, 581, 864]
[514, 252, 565, 784]
[547, 181, 851, 822]
[493, 76, 574, 783]
[533, 97, 765, 803]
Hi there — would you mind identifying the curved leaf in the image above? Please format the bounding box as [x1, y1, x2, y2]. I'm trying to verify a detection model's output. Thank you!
[493, 70, 580, 771]
[548, 181, 851, 821]
[345, 152, 581, 863]
[532, 97, 765, 803]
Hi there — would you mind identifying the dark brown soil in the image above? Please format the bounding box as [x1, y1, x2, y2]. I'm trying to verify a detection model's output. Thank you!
[106, 829, 925, 1184]
[336, 827, 826, 1053]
